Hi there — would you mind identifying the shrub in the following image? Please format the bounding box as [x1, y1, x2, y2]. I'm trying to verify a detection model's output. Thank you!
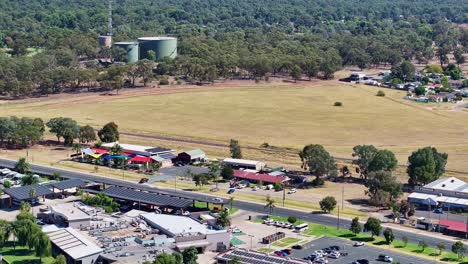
[311, 177, 325, 186]
[287, 216, 298, 224]
[159, 78, 169, 85]
[376, 90, 385, 97]
[334, 101, 343, 106]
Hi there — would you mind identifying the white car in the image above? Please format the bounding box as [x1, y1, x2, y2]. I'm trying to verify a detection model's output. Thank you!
[384, 256, 393, 262]
[252, 186, 259, 191]
[288, 188, 297, 194]
[328, 252, 340, 259]
[212, 198, 223, 203]
[314, 250, 327, 256]
[232, 227, 242, 233]
[353, 241, 365, 247]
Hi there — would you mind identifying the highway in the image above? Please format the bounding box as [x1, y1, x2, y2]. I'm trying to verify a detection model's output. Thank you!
[0, 158, 462, 249]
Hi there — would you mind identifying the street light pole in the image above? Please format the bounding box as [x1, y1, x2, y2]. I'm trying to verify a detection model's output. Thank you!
[337, 206, 340, 229]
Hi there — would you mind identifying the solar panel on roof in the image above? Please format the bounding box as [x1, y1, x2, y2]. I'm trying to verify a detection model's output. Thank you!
[103, 186, 193, 208]
[4, 184, 53, 200]
[52, 179, 86, 190]
[159, 153, 176, 159]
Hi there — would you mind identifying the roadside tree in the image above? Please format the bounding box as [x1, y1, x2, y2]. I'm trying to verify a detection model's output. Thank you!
[79, 125, 96, 143]
[364, 217, 381, 238]
[319, 196, 337, 213]
[383, 228, 394, 245]
[452, 241, 466, 260]
[349, 217, 361, 235]
[365, 171, 402, 206]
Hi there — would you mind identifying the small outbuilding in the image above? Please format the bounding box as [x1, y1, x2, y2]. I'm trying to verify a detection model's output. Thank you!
[223, 158, 266, 171]
[177, 149, 206, 164]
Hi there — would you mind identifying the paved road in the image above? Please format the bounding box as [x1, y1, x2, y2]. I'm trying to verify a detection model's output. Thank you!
[0, 158, 462, 250]
[290, 236, 439, 264]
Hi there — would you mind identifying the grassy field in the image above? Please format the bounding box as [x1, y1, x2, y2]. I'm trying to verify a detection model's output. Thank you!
[0, 80, 468, 173]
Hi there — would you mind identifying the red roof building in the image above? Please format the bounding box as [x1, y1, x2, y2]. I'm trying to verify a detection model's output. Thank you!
[233, 170, 288, 184]
[439, 219, 467, 233]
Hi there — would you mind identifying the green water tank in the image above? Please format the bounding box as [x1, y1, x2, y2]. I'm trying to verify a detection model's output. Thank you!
[114, 42, 139, 63]
[138, 37, 177, 61]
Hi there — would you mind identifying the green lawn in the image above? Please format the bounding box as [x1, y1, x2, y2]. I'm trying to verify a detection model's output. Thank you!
[272, 237, 301, 247]
[0, 243, 55, 264]
[257, 248, 275, 253]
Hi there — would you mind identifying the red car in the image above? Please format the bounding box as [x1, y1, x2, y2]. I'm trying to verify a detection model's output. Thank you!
[274, 251, 283, 257]
[283, 249, 292, 255]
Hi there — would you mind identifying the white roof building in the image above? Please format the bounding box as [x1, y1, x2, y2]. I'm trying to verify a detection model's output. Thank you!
[408, 177, 468, 208]
[44, 227, 103, 264]
[142, 213, 230, 252]
[223, 158, 266, 171]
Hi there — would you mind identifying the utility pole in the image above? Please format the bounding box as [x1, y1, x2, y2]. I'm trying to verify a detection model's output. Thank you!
[341, 186, 344, 209]
[282, 187, 285, 207]
[337, 206, 340, 229]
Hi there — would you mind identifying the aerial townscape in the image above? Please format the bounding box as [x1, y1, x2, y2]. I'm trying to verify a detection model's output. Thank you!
[0, 0, 468, 264]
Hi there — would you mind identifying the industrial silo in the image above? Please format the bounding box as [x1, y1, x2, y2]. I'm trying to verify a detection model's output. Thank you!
[98, 35, 112, 48]
[138, 37, 177, 61]
[114, 42, 139, 63]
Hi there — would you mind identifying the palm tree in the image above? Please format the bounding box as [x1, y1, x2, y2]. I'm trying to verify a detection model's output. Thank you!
[29, 188, 36, 215]
[264, 195, 276, 215]
[14, 157, 31, 174]
[209, 163, 220, 189]
[216, 211, 231, 227]
[110, 143, 123, 155]
[229, 197, 235, 210]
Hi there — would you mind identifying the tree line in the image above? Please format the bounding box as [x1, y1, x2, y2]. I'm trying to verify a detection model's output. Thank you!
[0, 0, 467, 97]
[0, 115, 120, 149]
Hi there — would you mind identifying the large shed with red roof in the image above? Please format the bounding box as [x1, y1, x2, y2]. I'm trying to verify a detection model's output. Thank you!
[233, 170, 289, 184]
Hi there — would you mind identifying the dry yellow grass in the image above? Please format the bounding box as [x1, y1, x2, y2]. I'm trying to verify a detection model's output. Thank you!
[1, 80, 467, 173]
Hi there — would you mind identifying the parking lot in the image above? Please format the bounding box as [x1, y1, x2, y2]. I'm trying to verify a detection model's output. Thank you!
[290, 236, 439, 264]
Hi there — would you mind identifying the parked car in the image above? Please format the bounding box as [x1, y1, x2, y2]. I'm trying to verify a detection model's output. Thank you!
[282, 249, 292, 255]
[330, 245, 340, 251]
[378, 255, 393, 262]
[274, 251, 283, 257]
[328, 252, 340, 259]
[232, 227, 242, 233]
[252, 186, 259, 191]
[212, 198, 223, 203]
[353, 241, 365, 247]
[434, 208, 444, 214]
[227, 188, 236, 194]
[353, 260, 369, 264]
[288, 188, 297, 194]
[315, 257, 328, 264]
[292, 244, 303, 250]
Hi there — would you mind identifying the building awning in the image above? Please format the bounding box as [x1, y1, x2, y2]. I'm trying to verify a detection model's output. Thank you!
[91, 148, 108, 154]
[130, 156, 152, 163]
[439, 220, 467, 233]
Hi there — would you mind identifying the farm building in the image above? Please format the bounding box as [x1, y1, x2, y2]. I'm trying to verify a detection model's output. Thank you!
[223, 158, 266, 171]
[177, 149, 206, 164]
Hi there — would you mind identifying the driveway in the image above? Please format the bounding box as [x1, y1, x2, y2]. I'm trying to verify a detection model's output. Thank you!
[290, 236, 439, 264]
